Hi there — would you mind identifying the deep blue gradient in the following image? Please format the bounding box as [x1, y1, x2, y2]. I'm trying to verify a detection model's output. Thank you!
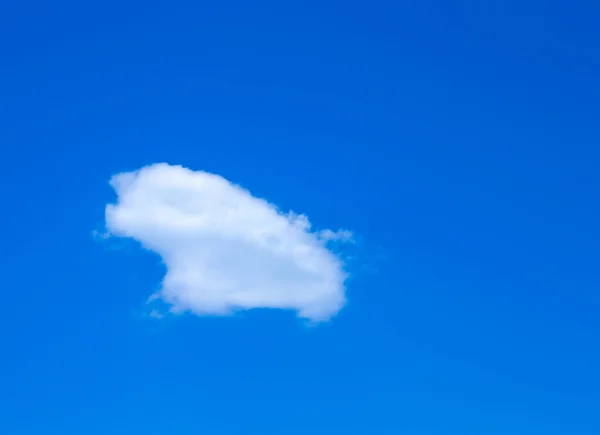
[1, 1, 599, 434]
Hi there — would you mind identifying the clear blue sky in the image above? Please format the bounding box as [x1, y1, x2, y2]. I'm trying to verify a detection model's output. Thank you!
[1, 1, 599, 434]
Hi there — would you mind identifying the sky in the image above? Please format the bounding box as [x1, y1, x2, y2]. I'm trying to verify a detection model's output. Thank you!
[1, 1, 599, 434]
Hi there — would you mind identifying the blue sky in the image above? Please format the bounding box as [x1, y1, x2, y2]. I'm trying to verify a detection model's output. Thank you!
[1, 1, 599, 434]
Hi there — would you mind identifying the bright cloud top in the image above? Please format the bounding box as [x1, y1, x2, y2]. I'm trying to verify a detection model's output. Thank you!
[104, 163, 350, 321]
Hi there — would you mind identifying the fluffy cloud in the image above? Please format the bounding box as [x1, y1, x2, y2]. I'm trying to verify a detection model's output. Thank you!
[104, 163, 351, 321]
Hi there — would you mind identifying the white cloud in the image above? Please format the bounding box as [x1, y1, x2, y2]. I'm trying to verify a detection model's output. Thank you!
[104, 163, 351, 322]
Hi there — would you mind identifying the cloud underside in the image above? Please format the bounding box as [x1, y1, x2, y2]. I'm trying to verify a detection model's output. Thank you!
[104, 163, 350, 321]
